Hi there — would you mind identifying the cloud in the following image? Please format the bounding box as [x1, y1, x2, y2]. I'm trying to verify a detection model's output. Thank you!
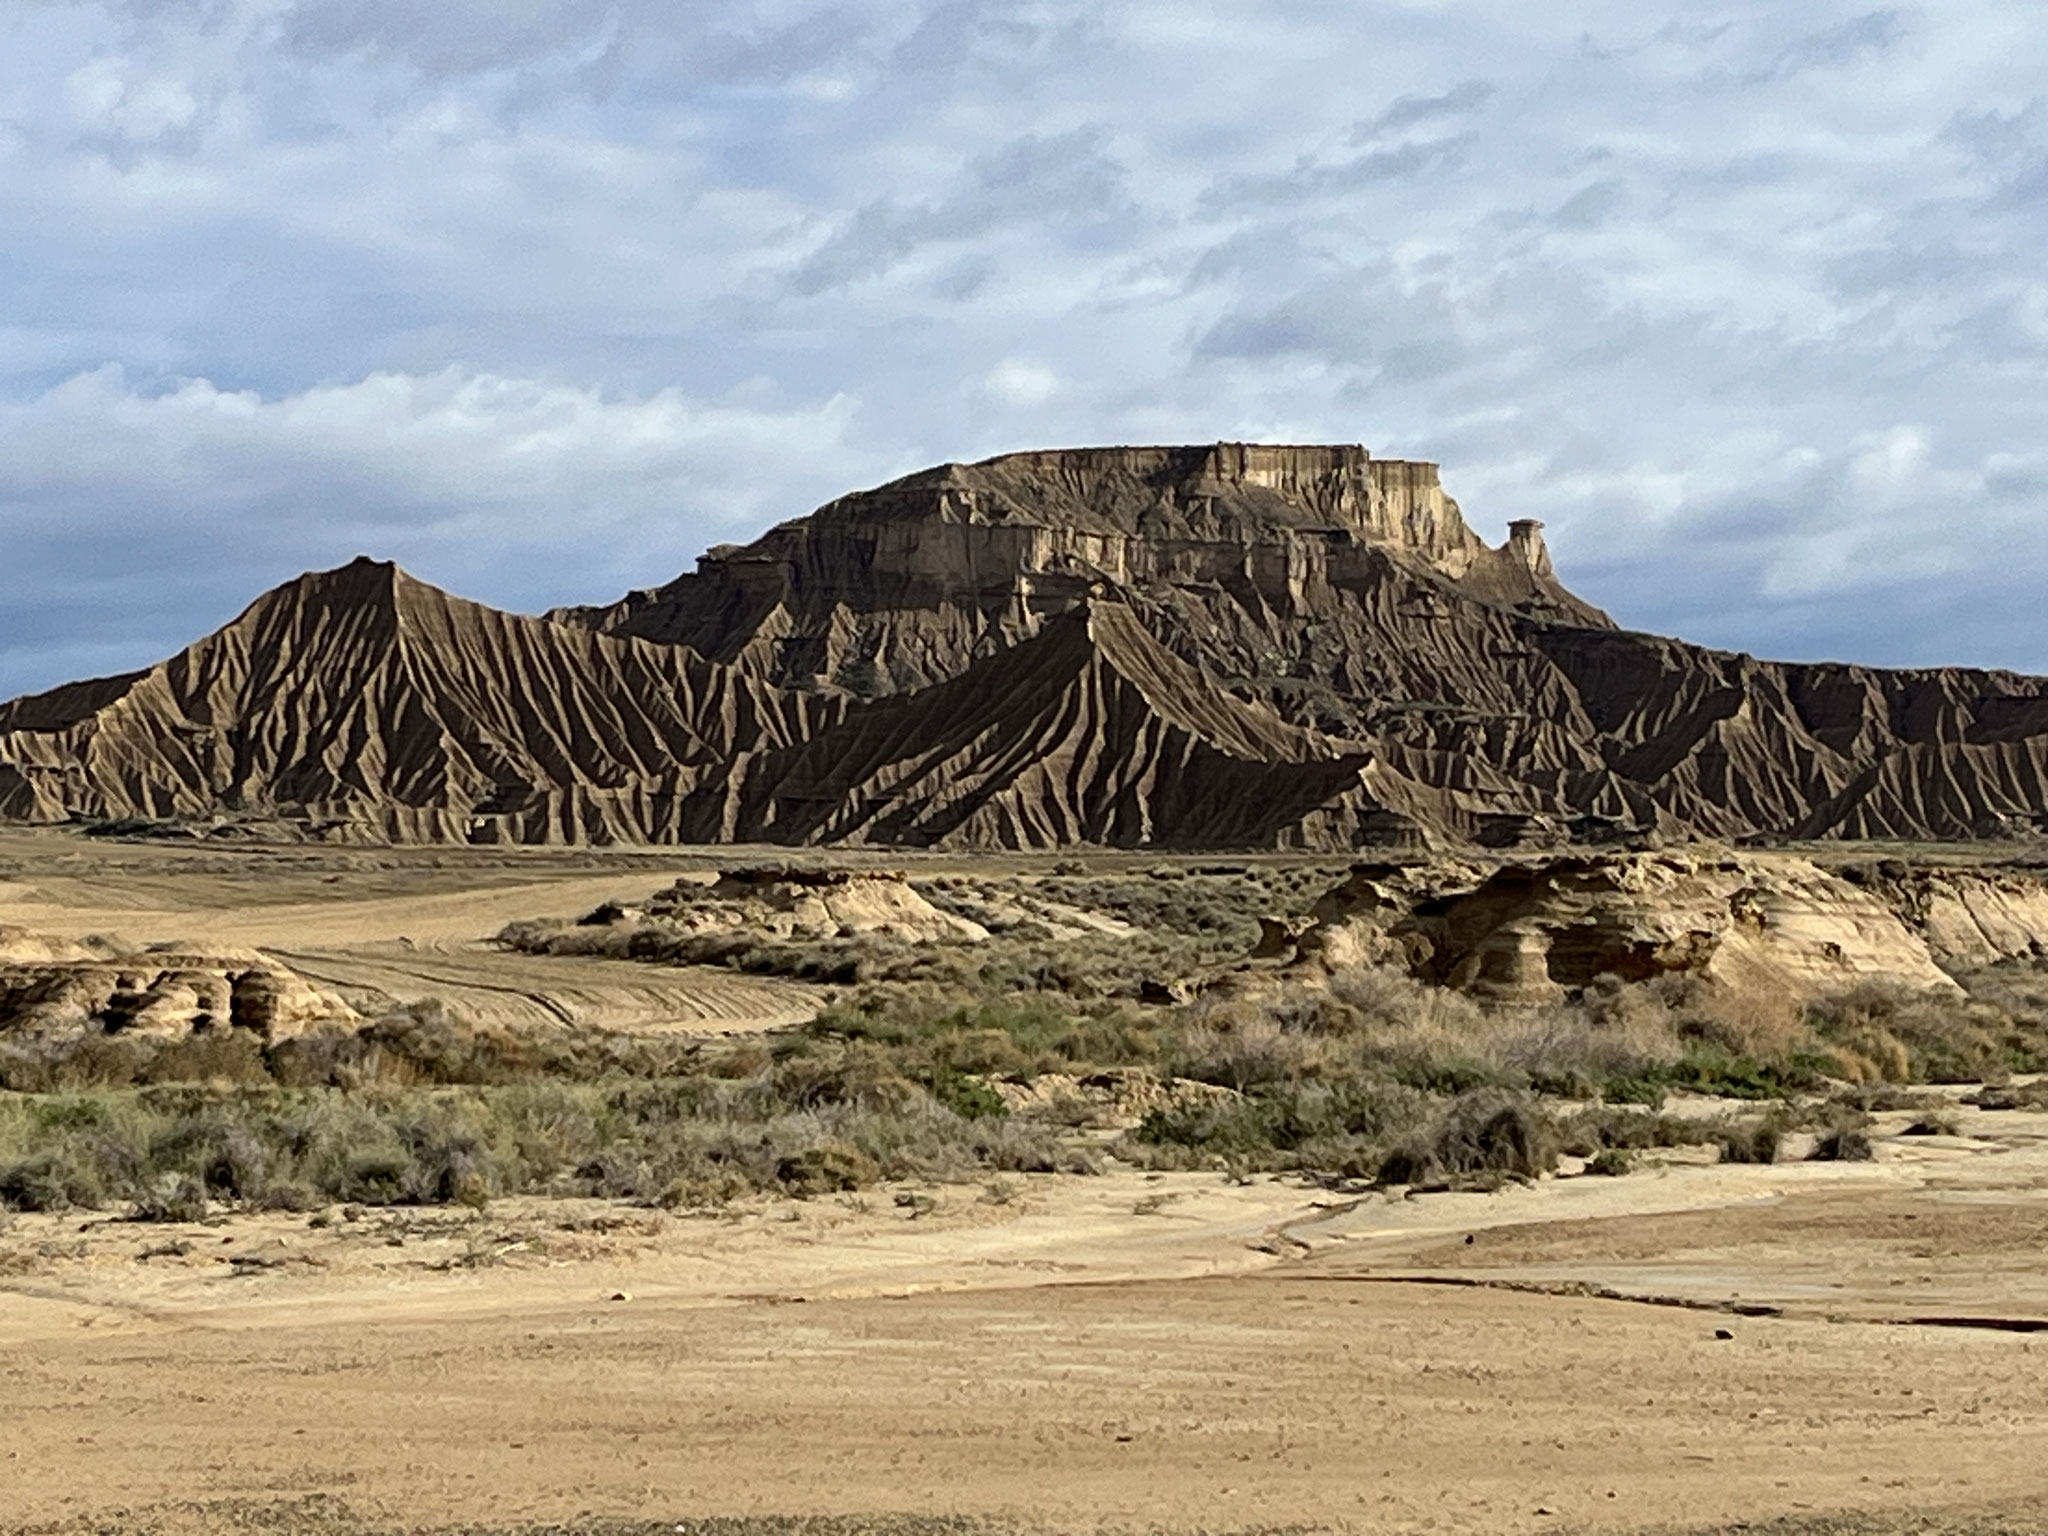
[1768, 10, 1908, 78]
[983, 358, 1059, 407]
[278, 0, 616, 76]
[1353, 80, 1494, 142]
[2, 0, 2048, 699]
[0, 364, 875, 697]
[788, 124, 1139, 294]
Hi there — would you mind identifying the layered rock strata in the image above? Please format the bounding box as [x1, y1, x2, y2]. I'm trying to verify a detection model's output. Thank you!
[0, 558, 841, 845]
[560, 444, 1609, 698]
[5, 443, 2048, 849]
[638, 868, 991, 944]
[0, 928, 359, 1043]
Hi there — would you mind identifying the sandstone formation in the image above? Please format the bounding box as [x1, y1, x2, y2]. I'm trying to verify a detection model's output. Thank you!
[1280, 849, 2048, 1007]
[634, 868, 991, 945]
[6, 443, 2048, 849]
[1837, 860, 2048, 970]
[0, 932, 359, 1043]
[559, 445, 1609, 696]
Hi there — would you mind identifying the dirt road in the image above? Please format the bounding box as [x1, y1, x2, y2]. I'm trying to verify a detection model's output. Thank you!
[0, 832, 818, 1033]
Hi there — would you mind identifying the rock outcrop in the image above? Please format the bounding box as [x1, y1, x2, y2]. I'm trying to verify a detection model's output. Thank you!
[635, 868, 991, 945]
[709, 604, 1466, 849]
[559, 445, 1608, 698]
[6, 442, 2048, 850]
[0, 932, 359, 1043]
[1835, 861, 2048, 969]
[1281, 849, 2048, 1007]
[559, 444, 2048, 847]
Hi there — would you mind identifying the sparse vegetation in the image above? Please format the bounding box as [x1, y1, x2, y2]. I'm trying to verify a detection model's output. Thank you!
[0, 1076, 1087, 1218]
[10, 861, 2048, 1216]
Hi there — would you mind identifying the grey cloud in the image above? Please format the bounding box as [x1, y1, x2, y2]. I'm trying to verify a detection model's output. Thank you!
[895, 0, 1040, 72]
[1352, 80, 1493, 142]
[690, 11, 873, 84]
[892, 0, 1099, 79]
[279, 0, 616, 75]
[1767, 9, 1907, 78]
[1650, 20, 1737, 51]
[1192, 266, 1464, 370]
[1942, 103, 2042, 165]
[1201, 133, 1475, 213]
[1549, 179, 1628, 230]
[789, 125, 1138, 294]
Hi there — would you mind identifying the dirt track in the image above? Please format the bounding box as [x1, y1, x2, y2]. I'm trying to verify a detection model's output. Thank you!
[269, 944, 815, 1032]
[0, 832, 819, 1033]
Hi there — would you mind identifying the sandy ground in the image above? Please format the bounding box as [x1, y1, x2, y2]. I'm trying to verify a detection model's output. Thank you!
[5, 1115, 2048, 1536]
[5, 832, 2048, 1535]
[0, 829, 818, 1033]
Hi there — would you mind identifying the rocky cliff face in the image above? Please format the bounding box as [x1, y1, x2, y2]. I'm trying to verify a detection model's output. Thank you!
[5, 443, 2048, 850]
[556, 444, 1610, 700]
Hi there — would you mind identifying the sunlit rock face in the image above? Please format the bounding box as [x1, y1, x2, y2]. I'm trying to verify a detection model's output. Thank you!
[1285, 848, 2048, 1006]
[0, 929, 359, 1043]
[563, 444, 1607, 699]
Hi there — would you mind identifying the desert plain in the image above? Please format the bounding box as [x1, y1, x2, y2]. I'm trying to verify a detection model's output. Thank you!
[2, 828, 2047, 1536]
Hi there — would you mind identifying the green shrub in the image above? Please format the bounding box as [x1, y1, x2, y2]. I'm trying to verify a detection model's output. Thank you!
[1601, 1074, 1667, 1109]
[1665, 1045, 1823, 1101]
[923, 1068, 1007, 1121]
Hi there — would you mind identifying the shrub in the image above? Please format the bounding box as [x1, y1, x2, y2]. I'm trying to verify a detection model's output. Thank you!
[131, 1171, 210, 1223]
[1808, 982, 2037, 1085]
[776, 1141, 880, 1197]
[0, 1149, 110, 1212]
[1664, 1044, 1825, 1101]
[1600, 1074, 1667, 1109]
[1377, 1091, 1559, 1188]
[0, 1071, 1084, 1215]
[923, 1068, 1007, 1122]
[1811, 1123, 1875, 1162]
[1132, 1080, 1434, 1172]
[1714, 1115, 1784, 1165]
[1560, 1106, 1714, 1155]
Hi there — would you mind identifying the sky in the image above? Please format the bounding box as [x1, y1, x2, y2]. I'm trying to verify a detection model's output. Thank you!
[3, 0, 2047, 699]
